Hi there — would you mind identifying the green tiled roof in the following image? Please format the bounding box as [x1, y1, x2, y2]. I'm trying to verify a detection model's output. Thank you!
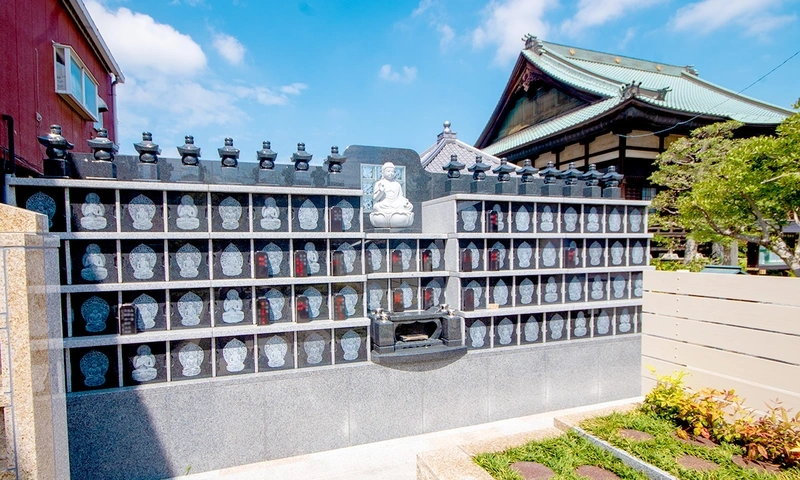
[421, 124, 502, 173]
[482, 41, 794, 155]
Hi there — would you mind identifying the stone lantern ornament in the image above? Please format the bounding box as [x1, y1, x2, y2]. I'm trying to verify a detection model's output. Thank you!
[442, 154, 465, 179]
[134, 132, 160, 164]
[178, 135, 201, 166]
[218, 137, 240, 168]
[468, 156, 490, 181]
[539, 161, 560, 196]
[580, 164, 604, 197]
[601, 165, 624, 198]
[87, 128, 118, 162]
[559, 162, 582, 196]
[257, 141, 277, 170]
[292, 143, 312, 171]
[492, 158, 516, 182]
[38, 124, 74, 177]
[324, 146, 346, 173]
[516, 159, 538, 183]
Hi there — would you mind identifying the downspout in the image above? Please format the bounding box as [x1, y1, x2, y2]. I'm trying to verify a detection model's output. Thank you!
[111, 75, 121, 142]
[1, 114, 15, 204]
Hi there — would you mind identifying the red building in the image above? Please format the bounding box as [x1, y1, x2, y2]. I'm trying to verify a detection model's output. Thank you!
[0, 0, 124, 174]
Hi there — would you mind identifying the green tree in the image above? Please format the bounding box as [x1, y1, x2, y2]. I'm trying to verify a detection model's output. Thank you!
[650, 106, 800, 276]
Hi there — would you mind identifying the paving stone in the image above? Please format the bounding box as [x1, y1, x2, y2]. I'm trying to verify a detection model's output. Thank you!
[574, 465, 620, 479]
[617, 429, 654, 441]
[676, 454, 719, 471]
[674, 434, 715, 448]
[510, 461, 555, 479]
[731, 455, 780, 473]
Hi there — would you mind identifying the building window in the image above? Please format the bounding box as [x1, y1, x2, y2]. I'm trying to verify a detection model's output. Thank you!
[641, 187, 656, 201]
[54, 44, 99, 121]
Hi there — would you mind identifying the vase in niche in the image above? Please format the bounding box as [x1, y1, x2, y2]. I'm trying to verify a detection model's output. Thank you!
[177, 292, 203, 326]
[223, 339, 247, 372]
[260, 197, 281, 230]
[81, 244, 108, 281]
[544, 277, 558, 303]
[618, 308, 632, 333]
[178, 343, 204, 376]
[591, 275, 604, 300]
[497, 318, 514, 345]
[265, 288, 285, 321]
[176, 195, 201, 230]
[26, 192, 56, 228]
[298, 199, 319, 230]
[341, 330, 361, 361]
[568, 276, 582, 301]
[542, 241, 557, 268]
[79, 350, 109, 387]
[612, 275, 626, 298]
[131, 345, 158, 382]
[304, 333, 325, 364]
[130, 244, 157, 280]
[574, 312, 588, 337]
[596, 311, 610, 335]
[519, 278, 534, 304]
[367, 282, 383, 311]
[469, 320, 486, 348]
[222, 290, 245, 324]
[220, 243, 244, 276]
[588, 241, 603, 266]
[539, 205, 554, 232]
[608, 207, 622, 232]
[80, 193, 107, 230]
[515, 205, 530, 231]
[264, 336, 288, 368]
[493, 279, 509, 306]
[219, 196, 242, 230]
[629, 208, 642, 232]
[128, 194, 156, 230]
[460, 205, 478, 231]
[132, 294, 158, 330]
[586, 206, 600, 232]
[176, 243, 201, 278]
[81, 296, 110, 333]
[563, 206, 578, 232]
[549, 314, 565, 340]
[524, 316, 539, 342]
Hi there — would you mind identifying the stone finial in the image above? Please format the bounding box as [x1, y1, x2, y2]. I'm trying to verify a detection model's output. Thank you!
[601, 165, 624, 188]
[292, 142, 312, 171]
[492, 158, 516, 182]
[257, 141, 277, 170]
[37, 124, 74, 160]
[442, 154, 465, 179]
[325, 146, 346, 173]
[443, 121, 451, 134]
[580, 164, 603, 186]
[559, 162, 581, 186]
[134, 132, 160, 164]
[539, 161, 560, 185]
[87, 128, 118, 162]
[468, 155, 490, 181]
[684, 65, 698, 76]
[218, 137, 240, 168]
[177, 135, 201, 166]
[516, 159, 538, 183]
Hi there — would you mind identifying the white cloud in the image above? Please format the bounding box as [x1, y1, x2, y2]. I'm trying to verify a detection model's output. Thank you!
[438, 24, 455, 50]
[671, 0, 795, 36]
[618, 27, 636, 49]
[412, 0, 434, 17]
[472, 0, 555, 66]
[85, 0, 207, 76]
[280, 83, 309, 95]
[561, 0, 661, 36]
[212, 32, 246, 65]
[378, 65, 418, 83]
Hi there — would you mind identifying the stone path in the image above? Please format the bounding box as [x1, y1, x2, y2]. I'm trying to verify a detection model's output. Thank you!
[574, 465, 620, 479]
[676, 454, 719, 471]
[510, 461, 555, 479]
[617, 429, 654, 441]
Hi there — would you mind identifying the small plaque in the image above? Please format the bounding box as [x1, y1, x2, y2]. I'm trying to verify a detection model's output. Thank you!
[391, 249, 403, 272]
[120, 304, 137, 335]
[422, 287, 435, 310]
[257, 298, 271, 325]
[330, 206, 343, 232]
[392, 288, 405, 313]
[462, 288, 475, 312]
[487, 210, 499, 232]
[488, 248, 499, 271]
[421, 249, 432, 272]
[461, 248, 473, 272]
[255, 252, 269, 278]
[333, 294, 346, 320]
[296, 295, 310, 322]
[294, 251, 308, 277]
[332, 251, 345, 276]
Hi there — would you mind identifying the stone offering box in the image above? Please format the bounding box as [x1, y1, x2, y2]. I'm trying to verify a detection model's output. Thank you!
[9, 144, 649, 479]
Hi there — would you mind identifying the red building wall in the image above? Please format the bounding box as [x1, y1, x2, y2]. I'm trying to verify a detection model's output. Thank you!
[0, 0, 116, 173]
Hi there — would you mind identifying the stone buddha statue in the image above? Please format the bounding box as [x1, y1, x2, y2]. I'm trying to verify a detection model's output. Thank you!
[129, 194, 156, 230]
[469, 320, 486, 348]
[264, 335, 288, 367]
[80, 193, 106, 230]
[223, 339, 247, 372]
[304, 333, 325, 365]
[131, 345, 158, 382]
[79, 350, 109, 387]
[81, 244, 108, 281]
[497, 318, 514, 345]
[260, 197, 281, 230]
[176, 195, 200, 230]
[341, 330, 361, 361]
[178, 342, 204, 376]
[369, 162, 414, 228]
[222, 289, 245, 324]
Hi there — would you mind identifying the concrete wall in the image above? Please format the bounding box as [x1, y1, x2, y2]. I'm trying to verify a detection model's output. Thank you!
[67, 335, 640, 479]
[642, 270, 800, 411]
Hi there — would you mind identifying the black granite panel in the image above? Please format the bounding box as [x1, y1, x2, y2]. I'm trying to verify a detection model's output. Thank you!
[545, 312, 568, 342]
[252, 194, 289, 233]
[298, 329, 332, 368]
[332, 283, 362, 319]
[486, 239, 510, 271]
[465, 317, 490, 349]
[420, 277, 446, 310]
[571, 310, 592, 340]
[296, 283, 328, 321]
[563, 238, 584, 269]
[513, 239, 536, 270]
[538, 239, 561, 269]
[459, 239, 484, 272]
[628, 206, 645, 233]
[168, 240, 210, 281]
[70, 345, 119, 392]
[121, 240, 165, 283]
[540, 274, 562, 305]
[292, 239, 327, 277]
[560, 204, 582, 234]
[70, 292, 118, 336]
[211, 192, 249, 233]
[586, 239, 607, 268]
[70, 240, 117, 284]
[328, 196, 361, 233]
[489, 276, 513, 308]
[255, 285, 292, 324]
[122, 342, 167, 386]
[254, 239, 290, 278]
[492, 316, 517, 347]
[166, 191, 207, 233]
[632, 271, 644, 299]
[461, 278, 487, 310]
[605, 205, 625, 234]
[390, 277, 418, 312]
[120, 190, 164, 233]
[511, 203, 534, 233]
[584, 205, 604, 234]
[214, 286, 253, 327]
[366, 279, 388, 313]
[456, 201, 481, 233]
[389, 239, 417, 273]
[122, 290, 167, 332]
[609, 272, 630, 300]
[593, 309, 614, 337]
[420, 239, 445, 272]
[364, 240, 387, 273]
[520, 314, 543, 344]
[615, 306, 635, 335]
[169, 288, 211, 329]
[565, 274, 586, 303]
[291, 195, 325, 233]
[257, 331, 295, 371]
[16, 187, 67, 232]
[536, 203, 558, 233]
[484, 200, 509, 233]
[515, 276, 538, 307]
[215, 335, 255, 376]
[170, 338, 212, 381]
[212, 239, 251, 279]
[330, 240, 362, 276]
[587, 273, 608, 302]
[608, 239, 628, 267]
[70, 188, 116, 233]
[334, 327, 368, 364]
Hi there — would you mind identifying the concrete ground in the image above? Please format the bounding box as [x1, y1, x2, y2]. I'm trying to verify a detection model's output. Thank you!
[177, 397, 640, 480]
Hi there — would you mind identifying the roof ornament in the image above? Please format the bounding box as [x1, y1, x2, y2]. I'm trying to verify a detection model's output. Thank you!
[177, 135, 200, 166]
[218, 137, 240, 168]
[684, 65, 699, 76]
[442, 154, 465, 179]
[443, 121, 451, 134]
[134, 132, 160, 164]
[468, 155, 491, 181]
[620, 81, 642, 100]
[256, 141, 277, 170]
[522, 34, 544, 55]
[516, 159, 538, 183]
[87, 128, 118, 162]
[655, 87, 671, 101]
[539, 161, 560, 185]
[38, 124, 74, 161]
[558, 162, 582, 186]
[492, 158, 516, 182]
[438, 120, 457, 141]
[324, 146, 346, 173]
[292, 143, 312, 171]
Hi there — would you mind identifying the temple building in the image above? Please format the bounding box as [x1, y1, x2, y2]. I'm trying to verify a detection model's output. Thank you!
[420, 121, 502, 174]
[473, 35, 793, 200]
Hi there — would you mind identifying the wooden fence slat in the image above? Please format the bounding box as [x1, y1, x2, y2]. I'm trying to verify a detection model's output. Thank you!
[644, 271, 800, 307]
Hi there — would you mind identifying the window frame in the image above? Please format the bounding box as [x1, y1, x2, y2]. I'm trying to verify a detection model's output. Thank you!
[53, 43, 100, 122]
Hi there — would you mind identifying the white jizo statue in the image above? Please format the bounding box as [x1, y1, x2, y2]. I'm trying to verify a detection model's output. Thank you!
[222, 290, 245, 324]
[369, 162, 414, 228]
[132, 345, 158, 382]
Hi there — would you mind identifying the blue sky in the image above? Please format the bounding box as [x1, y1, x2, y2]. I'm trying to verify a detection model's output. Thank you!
[86, 0, 800, 163]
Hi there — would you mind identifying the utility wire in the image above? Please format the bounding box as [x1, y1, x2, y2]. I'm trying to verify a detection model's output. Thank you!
[617, 48, 800, 139]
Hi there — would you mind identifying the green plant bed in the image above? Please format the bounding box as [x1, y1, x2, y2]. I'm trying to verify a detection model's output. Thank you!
[473, 431, 648, 480]
[580, 411, 800, 480]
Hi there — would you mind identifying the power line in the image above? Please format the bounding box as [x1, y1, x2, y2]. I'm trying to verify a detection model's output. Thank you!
[618, 48, 800, 139]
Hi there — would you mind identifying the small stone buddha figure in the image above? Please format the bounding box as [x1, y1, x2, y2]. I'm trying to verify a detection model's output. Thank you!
[544, 277, 558, 303]
[219, 196, 242, 230]
[128, 194, 156, 230]
[222, 289, 245, 324]
[133, 294, 158, 330]
[493, 279, 509, 306]
[497, 318, 514, 345]
[336, 243, 356, 273]
[298, 199, 319, 230]
[515, 205, 531, 232]
[130, 244, 157, 280]
[223, 338, 247, 372]
[80, 193, 107, 230]
[618, 308, 632, 333]
[633, 273, 644, 297]
[540, 205, 554, 232]
[588, 241, 603, 266]
[178, 292, 203, 326]
[341, 330, 361, 361]
[220, 243, 244, 277]
[367, 243, 383, 271]
[517, 241, 533, 268]
[81, 244, 108, 281]
[304, 287, 323, 318]
[612, 275, 626, 299]
[369, 162, 414, 228]
[549, 313, 565, 340]
[176, 243, 202, 278]
[469, 320, 487, 348]
[79, 350, 109, 387]
[586, 206, 601, 232]
[304, 333, 325, 365]
[518, 278, 534, 304]
[304, 242, 320, 275]
[563, 206, 579, 232]
[574, 312, 588, 337]
[265, 288, 285, 321]
[591, 275, 604, 300]
[178, 342, 204, 377]
[610, 241, 624, 265]
[264, 335, 288, 367]
[367, 282, 383, 311]
[629, 208, 643, 232]
[608, 207, 622, 232]
[260, 197, 281, 230]
[524, 316, 539, 342]
[81, 296, 110, 333]
[460, 204, 478, 231]
[568, 276, 582, 301]
[131, 345, 158, 382]
[541, 241, 557, 268]
[339, 286, 358, 316]
[596, 310, 611, 335]
[176, 195, 200, 230]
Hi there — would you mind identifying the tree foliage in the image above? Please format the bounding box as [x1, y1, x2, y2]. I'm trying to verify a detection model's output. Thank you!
[650, 107, 800, 276]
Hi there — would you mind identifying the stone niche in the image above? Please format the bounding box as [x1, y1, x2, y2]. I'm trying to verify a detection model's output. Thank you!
[167, 192, 207, 232]
[70, 345, 119, 392]
[69, 292, 118, 337]
[122, 342, 167, 386]
[170, 339, 213, 381]
[120, 190, 163, 233]
[71, 188, 116, 233]
[169, 240, 210, 281]
[257, 332, 295, 371]
[252, 194, 289, 232]
[72, 240, 117, 285]
[122, 290, 167, 332]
